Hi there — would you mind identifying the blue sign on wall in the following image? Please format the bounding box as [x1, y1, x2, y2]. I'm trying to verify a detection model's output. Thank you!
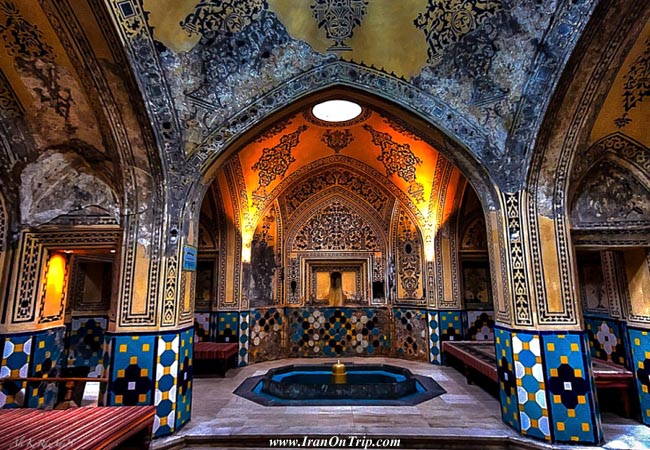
[182, 244, 197, 271]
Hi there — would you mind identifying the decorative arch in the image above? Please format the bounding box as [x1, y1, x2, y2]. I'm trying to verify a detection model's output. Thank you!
[192, 83, 499, 216]
[286, 192, 387, 254]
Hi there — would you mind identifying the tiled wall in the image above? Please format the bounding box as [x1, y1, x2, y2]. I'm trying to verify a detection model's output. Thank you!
[394, 308, 428, 361]
[194, 311, 239, 343]
[67, 316, 107, 377]
[249, 308, 284, 363]
[288, 307, 391, 358]
[584, 316, 628, 367]
[628, 328, 650, 425]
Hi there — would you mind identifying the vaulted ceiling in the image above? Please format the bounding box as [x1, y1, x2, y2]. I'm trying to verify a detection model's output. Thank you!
[0, 0, 649, 231]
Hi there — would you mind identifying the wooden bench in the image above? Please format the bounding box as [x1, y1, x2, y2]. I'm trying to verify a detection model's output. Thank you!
[0, 405, 155, 449]
[442, 340, 636, 417]
[194, 342, 238, 377]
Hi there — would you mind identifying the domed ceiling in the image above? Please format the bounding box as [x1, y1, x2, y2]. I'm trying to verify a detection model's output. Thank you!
[206, 101, 465, 241]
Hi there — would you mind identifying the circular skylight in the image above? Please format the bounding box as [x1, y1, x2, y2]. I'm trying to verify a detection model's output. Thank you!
[312, 100, 362, 122]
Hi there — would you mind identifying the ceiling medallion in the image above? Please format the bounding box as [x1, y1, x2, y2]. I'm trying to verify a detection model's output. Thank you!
[307, 100, 369, 126]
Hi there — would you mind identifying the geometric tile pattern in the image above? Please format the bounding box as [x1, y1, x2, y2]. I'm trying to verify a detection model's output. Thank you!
[28, 327, 65, 408]
[439, 310, 462, 341]
[0, 334, 32, 408]
[494, 327, 519, 431]
[584, 316, 627, 367]
[542, 333, 601, 444]
[629, 328, 650, 426]
[209, 312, 219, 341]
[194, 312, 210, 342]
[154, 332, 179, 437]
[218, 312, 239, 343]
[176, 328, 194, 430]
[249, 308, 284, 363]
[512, 332, 550, 441]
[288, 307, 391, 358]
[466, 310, 494, 341]
[108, 334, 155, 406]
[394, 308, 427, 361]
[428, 310, 440, 364]
[239, 311, 250, 366]
[68, 317, 107, 376]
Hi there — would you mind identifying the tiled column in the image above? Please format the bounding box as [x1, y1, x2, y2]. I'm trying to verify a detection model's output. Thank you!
[628, 328, 650, 425]
[104, 326, 194, 438]
[495, 326, 602, 444]
[427, 311, 440, 364]
[238, 311, 250, 366]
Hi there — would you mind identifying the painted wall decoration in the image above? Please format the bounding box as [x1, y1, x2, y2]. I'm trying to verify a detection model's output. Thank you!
[414, 0, 503, 64]
[571, 161, 650, 227]
[291, 199, 382, 252]
[395, 207, 423, 301]
[194, 260, 213, 310]
[310, 0, 368, 51]
[577, 255, 608, 315]
[364, 125, 424, 203]
[180, 0, 267, 39]
[321, 129, 354, 153]
[615, 37, 650, 128]
[0, 1, 74, 131]
[252, 125, 308, 203]
[462, 260, 492, 308]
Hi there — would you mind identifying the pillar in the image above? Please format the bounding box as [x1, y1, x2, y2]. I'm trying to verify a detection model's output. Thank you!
[490, 191, 602, 444]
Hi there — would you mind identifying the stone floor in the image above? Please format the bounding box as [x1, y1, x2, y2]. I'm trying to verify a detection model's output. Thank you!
[153, 357, 650, 450]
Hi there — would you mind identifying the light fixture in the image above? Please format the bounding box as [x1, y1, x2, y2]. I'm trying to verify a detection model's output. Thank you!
[110, 249, 116, 254]
[312, 99, 362, 123]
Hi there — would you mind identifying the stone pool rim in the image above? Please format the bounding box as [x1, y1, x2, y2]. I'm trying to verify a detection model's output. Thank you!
[233, 362, 446, 406]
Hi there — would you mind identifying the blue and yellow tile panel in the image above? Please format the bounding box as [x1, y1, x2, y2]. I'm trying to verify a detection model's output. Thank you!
[584, 316, 627, 367]
[494, 326, 519, 431]
[438, 310, 462, 342]
[542, 333, 601, 444]
[394, 308, 428, 361]
[628, 328, 650, 425]
[239, 311, 250, 366]
[0, 333, 32, 408]
[28, 327, 65, 408]
[466, 310, 495, 341]
[218, 312, 240, 343]
[108, 334, 155, 406]
[193, 312, 210, 342]
[175, 328, 193, 431]
[68, 317, 107, 376]
[154, 332, 179, 437]
[512, 331, 550, 441]
[427, 311, 440, 364]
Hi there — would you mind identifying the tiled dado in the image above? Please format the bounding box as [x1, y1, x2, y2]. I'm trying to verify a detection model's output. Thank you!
[496, 327, 602, 445]
[0, 328, 66, 409]
[105, 327, 194, 438]
[194, 311, 239, 343]
[629, 328, 650, 425]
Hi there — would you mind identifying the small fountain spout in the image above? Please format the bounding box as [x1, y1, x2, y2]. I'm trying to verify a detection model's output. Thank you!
[332, 359, 347, 384]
